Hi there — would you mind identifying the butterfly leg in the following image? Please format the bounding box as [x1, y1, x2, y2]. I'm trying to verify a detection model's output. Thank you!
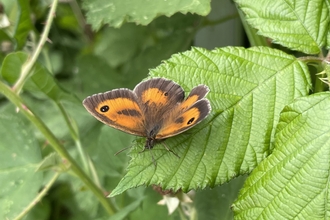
[139, 138, 180, 166]
[160, 142, 180, 159]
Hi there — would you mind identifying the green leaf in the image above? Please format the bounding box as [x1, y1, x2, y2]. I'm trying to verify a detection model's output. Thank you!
[235, 0, 329, 54]
[71, 14, 201, 97]
[94, 24, 147, 68]
[1, 52, 75, 101]
[82, 0, 211, 29]
[15, 0, 34, 49]
[109, 46, 311, 196]
[0, 112, 43, 219]
[75, 54, 122, 99]
[237, 7, 268, 47]
[122, 14, 201, 86]
[1, 0, 34, 49]
[233, 92, 330, 219]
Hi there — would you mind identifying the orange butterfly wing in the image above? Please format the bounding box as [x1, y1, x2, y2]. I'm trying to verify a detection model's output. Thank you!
[83, 89, 146, 136]
[155, 85, 211, 139]
[133, 78, 185, 136]
[83, 78, 211, 141]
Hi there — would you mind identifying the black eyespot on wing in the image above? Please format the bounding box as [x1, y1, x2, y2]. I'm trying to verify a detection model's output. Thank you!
[100, 105, 109, 112]
[187, 117, 195, 125]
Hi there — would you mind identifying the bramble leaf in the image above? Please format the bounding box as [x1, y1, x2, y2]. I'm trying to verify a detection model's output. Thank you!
[233, 93, 330, 219]
[110, 46, 311, 196]
[235, 0, 330, 54]
[82, 0, 210, 29]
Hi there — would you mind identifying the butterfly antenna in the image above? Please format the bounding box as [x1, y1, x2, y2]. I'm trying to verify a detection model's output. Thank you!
[114, 146, 133, 156]
[161, 142, 180, 159]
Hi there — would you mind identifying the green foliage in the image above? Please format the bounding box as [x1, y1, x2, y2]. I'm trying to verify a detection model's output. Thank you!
[83, 0, 211, 29]
[0, 0, 329, 219]
[1, 0, 34, 50]
[235, 0, 329, 54]
[233, 93, 330, 219]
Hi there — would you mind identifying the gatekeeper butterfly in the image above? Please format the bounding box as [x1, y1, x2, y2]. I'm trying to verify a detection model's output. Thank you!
[83, 78, 211, 158]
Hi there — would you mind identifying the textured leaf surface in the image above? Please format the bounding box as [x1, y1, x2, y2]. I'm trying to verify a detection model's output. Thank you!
[82, 0, 210, 29]
[110, 46, 311, 196]
[0, 113, 42, 219]
[233, 92, 330, 219]
[235, 0, 330, 54]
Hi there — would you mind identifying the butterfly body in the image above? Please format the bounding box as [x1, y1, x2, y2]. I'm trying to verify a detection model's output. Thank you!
[83, 78, 211, 152]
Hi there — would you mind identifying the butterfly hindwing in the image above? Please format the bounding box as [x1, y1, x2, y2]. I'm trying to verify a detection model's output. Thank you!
[156, 85, 211, 139]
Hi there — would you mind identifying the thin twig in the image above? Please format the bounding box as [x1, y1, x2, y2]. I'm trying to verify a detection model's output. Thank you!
[14, 172, 61, 220]
[13, 0, 58, 93]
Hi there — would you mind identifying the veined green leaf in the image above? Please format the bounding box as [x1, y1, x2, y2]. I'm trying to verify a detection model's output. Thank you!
[233, 92, 330, 219]
[110, 46, 311, 196]
[235, 0, 329, 54]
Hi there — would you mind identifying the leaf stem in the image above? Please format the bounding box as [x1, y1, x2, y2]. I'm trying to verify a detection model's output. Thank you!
[57, 101, 91, 175]
[57, 102, 79, 141]
[0, 81, 116, 215]
[13, 0, 58, 93]
[326, 51, 330, 63]
[298, 56, 323, 63]
[177, 204, 189, 220]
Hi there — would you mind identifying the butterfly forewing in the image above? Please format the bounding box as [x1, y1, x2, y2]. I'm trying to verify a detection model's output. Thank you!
[134, 78, 184, 109]
[83, 89, 146, 136]
[134, 78, 185, 125]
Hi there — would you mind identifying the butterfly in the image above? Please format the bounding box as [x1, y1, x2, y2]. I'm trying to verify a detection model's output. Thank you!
[83, 77, 211, 160]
